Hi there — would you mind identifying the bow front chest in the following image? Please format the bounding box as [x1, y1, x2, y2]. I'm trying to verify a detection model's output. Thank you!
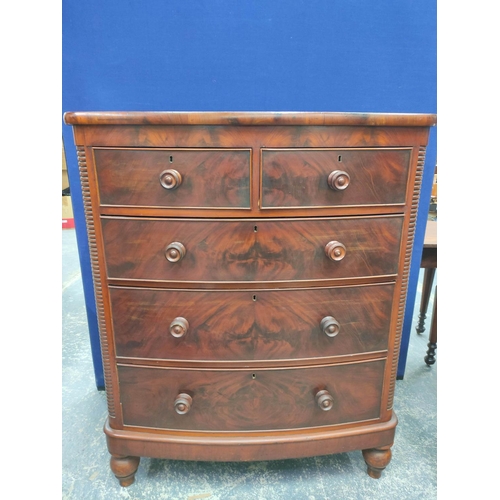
[64, 111, 436, 485]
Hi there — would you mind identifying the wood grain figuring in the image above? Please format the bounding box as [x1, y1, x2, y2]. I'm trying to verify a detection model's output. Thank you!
[78, 146, 116, 419]
[261, 148, 411, 208]
[101, 216, 403, 283]
[77, 125, 431, 153]
[110, 284, 394, 361]
[93, 148, 251, 208]
[64, 111, 437, 127]
[118, 360, 385, 431]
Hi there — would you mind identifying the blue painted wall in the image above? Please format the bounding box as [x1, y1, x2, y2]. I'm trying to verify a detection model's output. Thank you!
[62, 1, 437, 387]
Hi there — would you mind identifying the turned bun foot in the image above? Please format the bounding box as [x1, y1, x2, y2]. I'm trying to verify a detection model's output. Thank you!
[362, 447, 392, 479]
[110, 455, 140, 487]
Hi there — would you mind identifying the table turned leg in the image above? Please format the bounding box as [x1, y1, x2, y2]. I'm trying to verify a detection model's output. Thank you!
[110, 455, 140, 487]
[424, 287, 437, 366]
[416, 268, 436, 334]
[362, 446, 392, 479]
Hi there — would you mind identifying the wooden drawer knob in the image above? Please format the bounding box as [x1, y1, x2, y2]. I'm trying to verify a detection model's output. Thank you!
[320, 316, 340, 337]
[170, 317, 189, 338]
[159, 169, 182, 190]
[325, 241, 346, 261]
[165, 242, 186, 262]
[315, 389, 334, 411]
[328, 170, 350, 191]
[174, 393, 192, 415]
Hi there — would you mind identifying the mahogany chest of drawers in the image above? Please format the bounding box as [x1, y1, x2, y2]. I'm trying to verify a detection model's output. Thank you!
[64, 111, 436, 486]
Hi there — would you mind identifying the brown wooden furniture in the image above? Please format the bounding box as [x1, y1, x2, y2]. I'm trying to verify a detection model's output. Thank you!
[416, 220, 437, 365]
[64, 111, 436, 486]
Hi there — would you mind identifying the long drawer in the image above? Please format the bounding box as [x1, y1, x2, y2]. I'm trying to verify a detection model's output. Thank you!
[93, 147, 251, 208]
[118, 360, 385, 431]
[111, 284, 394, 361]
[101, 216, 403, 282]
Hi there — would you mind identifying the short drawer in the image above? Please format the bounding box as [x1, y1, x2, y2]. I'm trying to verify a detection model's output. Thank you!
[118, 360, 385, 431]
[111, 284, 394, 361]
[93, 148, 251, 208]
[101, 216, 403, 282]
[261, 148, 411, 208]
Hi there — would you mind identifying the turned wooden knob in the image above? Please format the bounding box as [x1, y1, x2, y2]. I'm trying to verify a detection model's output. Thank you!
[159, 169, 182, 190]
[320, 316, 340, 337]
[315, 389, 334, 411]
[325, 241, 346, 261]
[170, 317, 189, 338]
[165, 242, 186, 262]
[174, 393, 192, 414]
[328, 170, 350, 191]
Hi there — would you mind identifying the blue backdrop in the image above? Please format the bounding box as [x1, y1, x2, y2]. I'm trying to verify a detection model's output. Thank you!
[62, 0, 437, 387]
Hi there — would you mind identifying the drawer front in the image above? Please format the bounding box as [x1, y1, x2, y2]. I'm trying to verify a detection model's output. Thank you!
[118, 360, 385, 431]
[101, 216, 403, 282]
[93, 148, 251, 208]
[111, 284, 394, 361]
[261, 148, 411, 208]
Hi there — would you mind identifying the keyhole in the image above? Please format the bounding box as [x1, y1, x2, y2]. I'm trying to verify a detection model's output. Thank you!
[169, 155, 173, 163]
[254, 226, 258, 232]
[252, 374, 256, 379]
[338, 155, 342, 162]
[252, 295, 257, 301]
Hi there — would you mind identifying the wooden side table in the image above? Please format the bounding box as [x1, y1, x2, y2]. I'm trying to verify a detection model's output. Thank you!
[415, 220, 437, 365]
